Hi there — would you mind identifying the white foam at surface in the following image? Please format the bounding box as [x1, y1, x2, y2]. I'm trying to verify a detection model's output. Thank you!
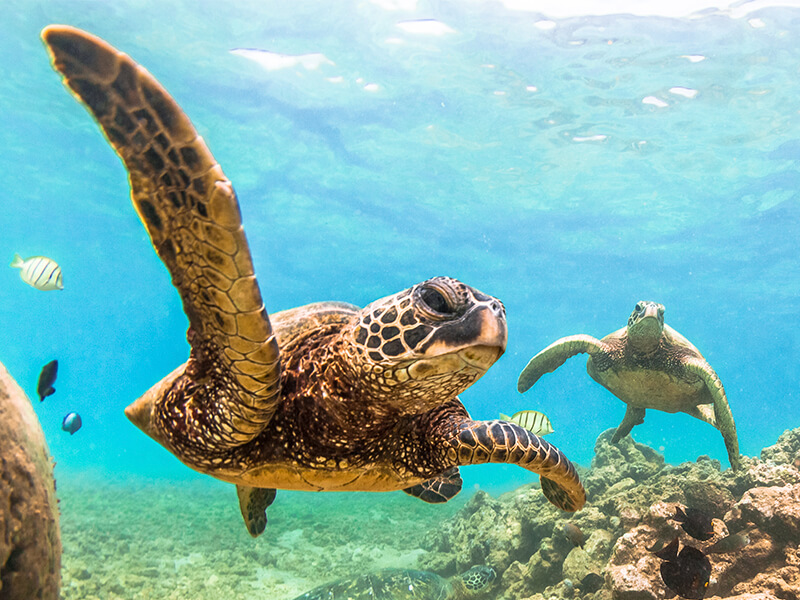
[642, 96, 669, 107]
[573, 134, 608, 142]
[681, 55, 707, 62]
[230, 48, 334, 71]
[669, 86, 699, 98]
[495, 0, 800, 18]
[396, 19, 456, 35]
[369, 0, 418, 9]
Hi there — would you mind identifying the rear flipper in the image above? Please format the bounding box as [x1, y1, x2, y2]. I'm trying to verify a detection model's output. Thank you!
[403, 467, 462, 503]
[611, 405, 645, 443]
[236, 485, 277, 538]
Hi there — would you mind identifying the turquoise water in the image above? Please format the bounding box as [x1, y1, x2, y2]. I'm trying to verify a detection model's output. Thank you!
[2, 0, 798, 507]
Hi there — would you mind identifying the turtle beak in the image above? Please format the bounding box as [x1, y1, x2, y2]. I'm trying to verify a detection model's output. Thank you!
[458, 303, 507, 369]
[644, 304, 660, 319]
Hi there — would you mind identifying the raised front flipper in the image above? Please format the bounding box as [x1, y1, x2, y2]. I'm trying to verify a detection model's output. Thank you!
[684, 358, 740, 470]
[449, 420, 585, 511]
[518, 335, 607, 393]
[43, 26, 281, 446]
[403, 466, 462, 503]
[236, 485, 277, 538]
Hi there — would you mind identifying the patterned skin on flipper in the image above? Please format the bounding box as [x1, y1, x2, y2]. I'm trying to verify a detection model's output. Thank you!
[42, 25, 281, 451]
[449, 418, 585, 512]
[43, 26, 587, 536]
[403, 466, 463, 503]
[518, 300, 740, 470]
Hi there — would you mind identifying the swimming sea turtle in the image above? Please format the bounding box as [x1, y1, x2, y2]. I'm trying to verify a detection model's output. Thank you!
[517, 301, 740, 469]
[42, 25, 586, 536]
[292, 565, 496, 600]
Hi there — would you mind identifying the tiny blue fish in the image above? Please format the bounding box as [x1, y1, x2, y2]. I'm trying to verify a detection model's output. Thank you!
[62, 412, 82, 434]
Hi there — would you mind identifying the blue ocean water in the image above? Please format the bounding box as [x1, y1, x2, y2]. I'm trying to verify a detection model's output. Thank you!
[1, 0, 798, 501]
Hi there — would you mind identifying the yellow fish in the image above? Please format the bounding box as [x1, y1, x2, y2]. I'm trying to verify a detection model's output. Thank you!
[499, 410, 554, 436]
[10, 253, 63, 291]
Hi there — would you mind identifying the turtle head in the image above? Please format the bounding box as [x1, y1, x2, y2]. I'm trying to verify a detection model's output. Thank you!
[626, 300, 665, 353]
[457, 565, 497, 595]
[344, 276, 506, 412]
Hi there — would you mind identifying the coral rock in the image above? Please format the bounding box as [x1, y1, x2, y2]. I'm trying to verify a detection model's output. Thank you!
[732, 484, 800, 542]
[0, 361, 61, 599]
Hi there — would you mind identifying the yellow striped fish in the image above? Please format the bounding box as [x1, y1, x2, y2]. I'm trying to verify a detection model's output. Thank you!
[10, 254, 63, 291]
[500, 410, 554, 436]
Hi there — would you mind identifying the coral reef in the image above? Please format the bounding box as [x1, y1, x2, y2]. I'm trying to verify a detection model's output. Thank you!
[53, 425, 800, 599]
[420, 427, 800, 600]
[0, 361, 61, 599]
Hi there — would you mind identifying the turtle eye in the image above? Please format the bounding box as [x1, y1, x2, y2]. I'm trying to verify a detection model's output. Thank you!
[635, 302, 643, 312]
[420, 286, 451, 314]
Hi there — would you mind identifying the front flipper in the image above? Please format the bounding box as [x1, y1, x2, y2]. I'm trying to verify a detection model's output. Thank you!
[236, 485, 277, 538]
[684, 358, 740, 470]
[518, 335, 607, 392]
[611, 405, 646, 443]
[43, 26, 281, 445]
[403, 467, 462, 503]
[449, 420, 585, 512]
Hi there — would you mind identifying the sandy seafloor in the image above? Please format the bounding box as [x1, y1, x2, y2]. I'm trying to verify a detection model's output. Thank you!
[58, 476, 469, 600]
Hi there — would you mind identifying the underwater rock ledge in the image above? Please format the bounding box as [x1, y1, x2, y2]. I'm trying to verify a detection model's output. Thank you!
[419, 427, 800, 600]
[0, 360, 61, 599]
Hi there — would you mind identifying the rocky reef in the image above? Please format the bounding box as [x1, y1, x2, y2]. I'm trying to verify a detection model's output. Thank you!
[0, 361, 61, 599]
[419, 427, 800, 600]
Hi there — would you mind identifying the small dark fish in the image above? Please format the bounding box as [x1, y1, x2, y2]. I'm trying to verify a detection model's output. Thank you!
[580, 572, 604, 593]
[37, 359, 58, 401]
[658, 540, 711, 600]
[62, 412, 82, 435]
[705, 531, 750, 554]
[648, 531, 679, 554]
[653, 536, 681, 560]
[672, 506, 715, 541]
[563, 522, 585, 548]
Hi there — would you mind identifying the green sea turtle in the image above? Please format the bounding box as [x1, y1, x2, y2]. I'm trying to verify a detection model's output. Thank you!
[517, 301, 740, 469]
[42, 25, 586, 536]
[292, 565, 496, 600]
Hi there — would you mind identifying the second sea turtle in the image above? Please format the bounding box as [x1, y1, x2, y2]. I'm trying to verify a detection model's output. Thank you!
[518, 301, 740, 469]
[292, 565, 496, 600]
